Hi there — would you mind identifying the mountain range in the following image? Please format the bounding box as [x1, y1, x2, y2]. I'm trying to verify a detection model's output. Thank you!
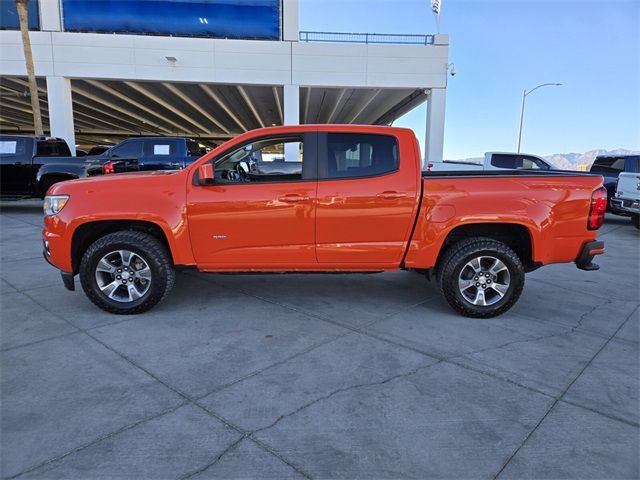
[452, 149, 639, 170]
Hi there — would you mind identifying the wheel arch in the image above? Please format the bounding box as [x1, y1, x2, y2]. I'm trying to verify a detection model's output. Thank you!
[436, 222, 537, 271]
[70, 220, 173, 274]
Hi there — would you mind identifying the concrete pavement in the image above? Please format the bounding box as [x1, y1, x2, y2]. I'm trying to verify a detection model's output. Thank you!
[1, 200, 638, 479]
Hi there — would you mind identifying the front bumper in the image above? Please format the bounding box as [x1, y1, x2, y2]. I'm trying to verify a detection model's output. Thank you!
[43, 243, 75, 291]
[575, 240, 605, 271]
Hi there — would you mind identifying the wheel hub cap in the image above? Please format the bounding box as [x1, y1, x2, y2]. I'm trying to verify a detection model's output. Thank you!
[458, 255, 510, 307]
[95, 250, 152, 303]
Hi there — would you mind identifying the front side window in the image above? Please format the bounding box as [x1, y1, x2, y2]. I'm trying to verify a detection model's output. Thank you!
[521, 156, 549, 170]
[213, 136, 304, 183]
[321, 133, 398, 179]
[110, 140, 143, 158]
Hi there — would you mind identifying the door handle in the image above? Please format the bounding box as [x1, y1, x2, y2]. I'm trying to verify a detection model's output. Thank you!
[377, 191, 407, 199]
[278, 194, 309, 203]
[14, 162, 25, 166]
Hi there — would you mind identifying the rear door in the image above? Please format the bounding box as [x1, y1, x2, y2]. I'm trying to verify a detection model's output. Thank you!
[142, 139, 182, 170]
[187, 132, 318, 269]
[315, 130, 420, 266]
[0, 137, 33, 195]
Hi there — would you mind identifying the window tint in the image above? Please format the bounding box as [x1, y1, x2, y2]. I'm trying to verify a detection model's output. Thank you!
[110, 140, 143, 158]
[214, 136, 304, 183]
[36, 140, 71, 156]
[144, 139, 177, 156]
[323, 133, 398, 179]
[521, 155, 549, 170]
[187, 140, 204, 157]
[591, 157, 625, 174]
[0, 138, 29, 157]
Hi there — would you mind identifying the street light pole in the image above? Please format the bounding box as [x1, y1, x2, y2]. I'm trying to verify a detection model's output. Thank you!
[517, 82, 562, 153]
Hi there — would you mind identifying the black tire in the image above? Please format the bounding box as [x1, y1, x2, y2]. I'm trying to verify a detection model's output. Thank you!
[436, 237, 525, 318]
[79, 231, 175, 314]
[632, 214, 639, 230]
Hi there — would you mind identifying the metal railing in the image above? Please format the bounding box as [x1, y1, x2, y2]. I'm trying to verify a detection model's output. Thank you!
[299, 31, 434, 45]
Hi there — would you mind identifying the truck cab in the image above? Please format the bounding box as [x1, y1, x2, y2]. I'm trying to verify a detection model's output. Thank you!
[0, 135, 72, 199]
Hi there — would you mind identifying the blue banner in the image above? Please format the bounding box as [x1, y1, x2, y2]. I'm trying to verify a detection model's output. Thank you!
[0, 0, 40, 30]
[62, 0, 280, 40]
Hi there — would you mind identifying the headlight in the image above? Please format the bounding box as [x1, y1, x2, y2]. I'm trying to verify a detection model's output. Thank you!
[43, 195, 69, 216]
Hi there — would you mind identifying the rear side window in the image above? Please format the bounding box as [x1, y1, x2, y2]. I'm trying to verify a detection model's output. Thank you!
[322, 133, 398, 179]
[36, 140, 71, 156]
[590, 157, 625, 174]
[143, 140, 178, 156]
[0, 138, 29, 157]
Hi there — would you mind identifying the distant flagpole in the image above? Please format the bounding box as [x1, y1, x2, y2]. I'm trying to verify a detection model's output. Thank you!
[430, 0, 441, 33]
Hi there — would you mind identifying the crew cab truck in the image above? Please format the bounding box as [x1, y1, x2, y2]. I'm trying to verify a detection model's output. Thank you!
[0, 135, 72, 199]
[42, 125, 607, 318]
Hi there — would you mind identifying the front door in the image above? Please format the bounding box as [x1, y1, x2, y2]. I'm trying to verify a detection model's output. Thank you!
[0, 136, 33, 195]
[315, 131, 420, 267]
[187, 133, 318, 269]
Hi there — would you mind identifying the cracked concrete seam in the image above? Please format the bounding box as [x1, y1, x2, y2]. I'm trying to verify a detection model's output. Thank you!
[491, 303, 640, 480]
[14, 274, 434, 480]
[9, 269, 636, 478]
[3, 400, 191, 480]
[14, 290, 310, 480]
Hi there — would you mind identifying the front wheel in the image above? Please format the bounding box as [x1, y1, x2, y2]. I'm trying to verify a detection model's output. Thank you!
[79, 231, 175, 314]
[437, 238, 525, 318]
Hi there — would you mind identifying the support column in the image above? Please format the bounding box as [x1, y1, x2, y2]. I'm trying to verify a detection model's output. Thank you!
[46, 76, 76, 155]
[39, 0, 62, 31]
[282, 0, 299, 41]
[425, 88, 446, 166]
[283, 84, 300, 125]
[283, 84, 300, 161]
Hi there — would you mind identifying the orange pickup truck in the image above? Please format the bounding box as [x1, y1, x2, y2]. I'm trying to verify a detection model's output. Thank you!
[42, 125, 607, 318]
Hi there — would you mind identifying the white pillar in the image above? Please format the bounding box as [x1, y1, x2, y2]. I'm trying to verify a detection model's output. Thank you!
[282, 0, 299, 41]
[425, 88, 446, 166]
[46, 76, 76, 155]
[39, 0, 62, 31]
[283, 84, 300, 161]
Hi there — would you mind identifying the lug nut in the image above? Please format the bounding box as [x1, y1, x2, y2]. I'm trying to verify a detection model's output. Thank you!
[482, 284, 486, 288]
[475, 283, 480, 287]
[116, 275, 121, 279]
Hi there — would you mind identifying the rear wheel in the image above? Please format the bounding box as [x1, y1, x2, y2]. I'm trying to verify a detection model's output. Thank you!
[437, 238, 524, 318]
[79, 231, 175, 314]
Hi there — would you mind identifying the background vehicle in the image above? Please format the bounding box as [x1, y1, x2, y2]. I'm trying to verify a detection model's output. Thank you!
[0, 135, 73, 199]
[612, 172, 640, 229]
[427, 152, 555, 171]
[42, 125, 606, 319]
[86, 145, 111, 156]
[3, 136, 205, 198]
[589, 154, 640, 213]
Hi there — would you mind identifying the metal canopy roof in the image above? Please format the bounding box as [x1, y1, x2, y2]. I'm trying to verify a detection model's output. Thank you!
[0, 76, 427, 147]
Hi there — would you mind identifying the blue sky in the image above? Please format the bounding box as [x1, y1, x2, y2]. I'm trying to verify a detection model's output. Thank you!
[299, 0, 639, 159]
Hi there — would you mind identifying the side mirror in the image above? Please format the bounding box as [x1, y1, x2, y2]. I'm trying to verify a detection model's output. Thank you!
[197, 163, 215, 186]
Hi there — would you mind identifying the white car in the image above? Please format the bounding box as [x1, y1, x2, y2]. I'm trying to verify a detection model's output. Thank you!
[612, 172, 640, 229]
[426, 152, 555, 172]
